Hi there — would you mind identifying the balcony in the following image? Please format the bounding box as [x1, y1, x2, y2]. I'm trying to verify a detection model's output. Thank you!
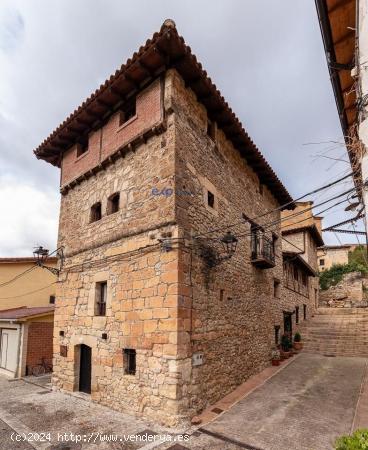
[251, 232, 275, 268]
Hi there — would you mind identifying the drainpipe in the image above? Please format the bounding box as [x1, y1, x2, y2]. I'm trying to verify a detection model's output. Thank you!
[15, 323, 22, 378]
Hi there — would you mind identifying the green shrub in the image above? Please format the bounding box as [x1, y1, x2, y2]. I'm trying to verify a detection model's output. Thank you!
[335, 429, 368, 449]
[281, 334, 291, 351]
[319, 262, 368, 291]
[349, 246, 368, 267]
[294, 332, 301, 342]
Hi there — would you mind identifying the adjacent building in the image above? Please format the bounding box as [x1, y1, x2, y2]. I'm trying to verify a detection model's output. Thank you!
[280, 202, 324, 337]
[34, 20, 303, 425]
[0, 257, 57, 377]
[317, 243, 366, 271]
[315, 0, 367, 230]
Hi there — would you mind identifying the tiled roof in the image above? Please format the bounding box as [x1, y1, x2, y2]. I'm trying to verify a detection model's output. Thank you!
[0, 306, 54, 320]
[34, 19, 293, 206]
[0, 257, 58, 264]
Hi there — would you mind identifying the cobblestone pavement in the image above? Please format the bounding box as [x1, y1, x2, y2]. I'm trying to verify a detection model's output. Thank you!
[0, 418, 34, 450]
[0, 354, 366, 450]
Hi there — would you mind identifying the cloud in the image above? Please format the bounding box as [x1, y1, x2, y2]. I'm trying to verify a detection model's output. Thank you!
[0, 7, 24, 53]
[0, 0, 362, 254]
[0, 175, 59, 256]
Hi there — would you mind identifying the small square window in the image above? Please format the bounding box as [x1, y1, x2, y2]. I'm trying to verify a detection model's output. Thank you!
[90, 202, 102, 223]
[107, 192, 120, 215]
[319, 259, 325, 266]
[49, 295, 55, 304]
[207, 190, 215, 208]
[123, 348, 136, 375]
[273, 279, 280, 298]
[96, 281, 107, 316]
[119, 98, 136, 126]
[76, 136, 88, 157]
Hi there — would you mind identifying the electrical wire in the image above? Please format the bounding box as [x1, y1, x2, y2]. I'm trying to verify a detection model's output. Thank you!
[0, 265, 37, 289]
[0, 282, 58, 300]
[188, 171, 356, 240]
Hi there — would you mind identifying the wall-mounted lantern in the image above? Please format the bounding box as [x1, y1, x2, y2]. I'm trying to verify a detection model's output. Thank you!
[33, 245, 63, 276]
[220, 231, 238, 259]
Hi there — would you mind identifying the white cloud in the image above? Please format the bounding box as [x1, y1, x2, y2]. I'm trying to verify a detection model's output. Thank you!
[0, 0, 362, 253]
[0, 175, 59, 256]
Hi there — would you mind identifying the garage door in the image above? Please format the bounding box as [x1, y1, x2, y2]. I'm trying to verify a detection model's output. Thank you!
[0, 329, 18, 373]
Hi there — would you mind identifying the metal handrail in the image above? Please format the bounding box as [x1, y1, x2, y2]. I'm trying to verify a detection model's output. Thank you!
[251, 232, 275, 263]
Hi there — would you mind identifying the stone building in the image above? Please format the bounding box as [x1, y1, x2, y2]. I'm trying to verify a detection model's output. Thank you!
[280, 202, 324, 338]
[35, 20, 300, 425]
[317, 244, 366, 271]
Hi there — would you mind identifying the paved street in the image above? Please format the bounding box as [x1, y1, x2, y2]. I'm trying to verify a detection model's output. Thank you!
[0, 354, 367, 450]
[201, 354, 367, 450]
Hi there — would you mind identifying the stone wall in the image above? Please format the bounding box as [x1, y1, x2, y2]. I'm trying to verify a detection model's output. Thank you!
[53, 68, 314, 426]
[170, 69, 317, 416]
[319, 272, 367, 307]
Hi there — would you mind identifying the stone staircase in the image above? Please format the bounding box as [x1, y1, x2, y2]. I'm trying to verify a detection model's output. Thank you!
[299, 308, 368, 357]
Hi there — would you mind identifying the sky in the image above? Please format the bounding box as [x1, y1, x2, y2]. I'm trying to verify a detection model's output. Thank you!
[0, 0, 363, 256]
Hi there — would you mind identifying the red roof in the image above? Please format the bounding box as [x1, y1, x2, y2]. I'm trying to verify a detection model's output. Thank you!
[0, 257, 58, 264]
[0, 306, 54, 320]
[34, 19, 293, 207]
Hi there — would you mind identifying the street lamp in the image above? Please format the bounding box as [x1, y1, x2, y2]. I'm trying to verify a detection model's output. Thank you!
[33, 246, 50, 265]
[220, 231, 238, 259]
[33, 245, 62, 276]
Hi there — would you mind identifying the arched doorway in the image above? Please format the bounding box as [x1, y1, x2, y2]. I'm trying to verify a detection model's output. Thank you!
[79, 344, 91, 394]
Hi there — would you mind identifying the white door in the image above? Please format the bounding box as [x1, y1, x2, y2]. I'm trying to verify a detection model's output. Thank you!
[0, 329, 18, 373]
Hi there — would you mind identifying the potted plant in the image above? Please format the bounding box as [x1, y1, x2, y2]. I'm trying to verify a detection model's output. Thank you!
[293, 332, 303, 351]
[280, 334, 291, 359]
[271, 347, 281, 366]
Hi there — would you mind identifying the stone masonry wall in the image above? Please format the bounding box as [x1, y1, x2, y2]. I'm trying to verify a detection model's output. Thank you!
[53, 68, 313, 426]
[168, 69, 313, 416]
[319, 272, 366, 307]
[53, 75, 192, 426]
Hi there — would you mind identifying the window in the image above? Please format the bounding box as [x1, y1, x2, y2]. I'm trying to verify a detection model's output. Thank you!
[293, 266, 299, 281]
[76, 136, 88, 157]
[301, 273, 307, 286]
[207, 120, 216, 141]
[119, 98, 136, 125]
[220, 289, 224, 301]
[274, 325, 280, 345]
[207, 190, 215, 208]
[272, 234, 278, 257]
[96, 282, 107, 316]
[49, 295, 55, 304]
[123, 349, 136, 375]
[295, 306, 299, 324]
[107, 192, 120, 215]
[273, 279, 280, 298]
[90, 202, 102, 223]
[303, 304, 307, 320]
[319, 259, 325, 266]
